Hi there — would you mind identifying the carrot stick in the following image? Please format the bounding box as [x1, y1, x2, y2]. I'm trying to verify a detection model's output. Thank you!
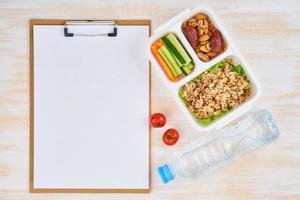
[151, 41, 177, 82]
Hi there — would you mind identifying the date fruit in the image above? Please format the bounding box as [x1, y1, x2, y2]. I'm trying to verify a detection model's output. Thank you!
[184, 26, 199, 49]
[210, 30, 224, 53]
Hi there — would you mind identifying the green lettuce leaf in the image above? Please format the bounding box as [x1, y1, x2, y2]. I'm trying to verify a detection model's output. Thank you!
[232, 64, 246, 77]
[197, 107, 232, 126]
[207, 60, 226, 72]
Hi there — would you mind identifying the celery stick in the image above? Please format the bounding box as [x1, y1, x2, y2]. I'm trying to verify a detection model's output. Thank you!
[158, 46, 183, 76]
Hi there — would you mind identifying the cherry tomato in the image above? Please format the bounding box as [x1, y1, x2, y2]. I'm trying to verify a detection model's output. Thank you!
[150, 113, 166, 128]
[162, 128, 179, 146]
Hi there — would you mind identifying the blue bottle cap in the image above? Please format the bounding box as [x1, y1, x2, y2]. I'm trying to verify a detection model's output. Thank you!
[157, 164, 174, 184]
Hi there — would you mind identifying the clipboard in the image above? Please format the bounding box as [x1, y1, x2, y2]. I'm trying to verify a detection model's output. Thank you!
[29, 19, 151, 193]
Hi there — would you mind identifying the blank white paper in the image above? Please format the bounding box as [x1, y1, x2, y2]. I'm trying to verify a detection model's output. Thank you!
[33, 25, 149, 189]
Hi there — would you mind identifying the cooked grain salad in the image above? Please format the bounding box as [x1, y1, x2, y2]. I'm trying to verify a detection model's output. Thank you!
[179, 57, 251, 125]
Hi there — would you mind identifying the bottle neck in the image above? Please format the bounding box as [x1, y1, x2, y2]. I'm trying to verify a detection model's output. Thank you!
[158, 164, 174, 184]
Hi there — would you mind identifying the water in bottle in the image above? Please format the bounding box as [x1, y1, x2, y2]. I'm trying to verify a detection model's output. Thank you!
[158, 109, 280, 183]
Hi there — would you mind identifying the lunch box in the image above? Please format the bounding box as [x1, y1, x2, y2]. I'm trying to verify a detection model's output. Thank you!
[148, 6, 261, 132]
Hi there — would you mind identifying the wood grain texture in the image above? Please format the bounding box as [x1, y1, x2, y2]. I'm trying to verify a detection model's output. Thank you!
[0, 0, 299, 199]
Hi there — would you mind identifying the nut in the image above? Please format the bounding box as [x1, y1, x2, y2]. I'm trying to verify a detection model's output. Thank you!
[199, 19, 204, 27]
[189, 18, 197, 23]
[199, 28, 204, 35]
[196, 45, 202, 52]
[200, 45, 210, 53]
[200, 40, 208, 45]
[188, 21, 198, 27]
[207, 52, 217, 58]
[197, 52, 209, 62]
[199, 34, 210, 42]
[205, 41, 210, 48]
[195, 13, 207, 20]
[204, 28, 208, 35]
[202, 19, 208, 28]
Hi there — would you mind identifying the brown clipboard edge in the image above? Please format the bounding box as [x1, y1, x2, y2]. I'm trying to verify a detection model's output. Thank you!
[29, 19, 152, 193]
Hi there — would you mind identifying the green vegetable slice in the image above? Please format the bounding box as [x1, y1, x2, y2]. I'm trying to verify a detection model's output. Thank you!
[161, 36, 186, 65]
[166, 33, 192, 65]
[158, 45, 183, 77]
[181, 62, 194, 75]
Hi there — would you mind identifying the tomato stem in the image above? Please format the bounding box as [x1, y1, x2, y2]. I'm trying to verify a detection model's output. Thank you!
[166, 134, 173, 139]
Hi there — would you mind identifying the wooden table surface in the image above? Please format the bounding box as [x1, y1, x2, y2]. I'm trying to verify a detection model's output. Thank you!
[0, 0, 300, 199]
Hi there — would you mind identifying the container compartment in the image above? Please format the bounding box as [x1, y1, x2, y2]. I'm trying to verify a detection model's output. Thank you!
[151, 32, 195, 82]
[182, 12, 227, 62]
[177, 55, 259, 127]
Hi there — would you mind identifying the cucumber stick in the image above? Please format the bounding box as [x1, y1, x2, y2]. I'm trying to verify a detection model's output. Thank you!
[158, 46, 183, 77]
[166, 33, 192, 65]
[161, 36, 186, 66]
[181, 62, 194, 75]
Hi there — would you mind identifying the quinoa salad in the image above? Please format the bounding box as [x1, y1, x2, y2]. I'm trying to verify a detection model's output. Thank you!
[179, 57, 251, 125]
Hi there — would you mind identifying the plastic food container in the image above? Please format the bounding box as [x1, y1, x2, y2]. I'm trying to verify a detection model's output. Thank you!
[148, 7, 260, 132]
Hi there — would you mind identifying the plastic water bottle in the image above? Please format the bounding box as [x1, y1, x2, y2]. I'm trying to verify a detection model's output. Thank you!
[158, 109, 280, 184]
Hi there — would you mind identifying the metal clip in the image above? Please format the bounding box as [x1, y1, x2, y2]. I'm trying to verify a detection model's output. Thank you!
[64, 20, 117, 37]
